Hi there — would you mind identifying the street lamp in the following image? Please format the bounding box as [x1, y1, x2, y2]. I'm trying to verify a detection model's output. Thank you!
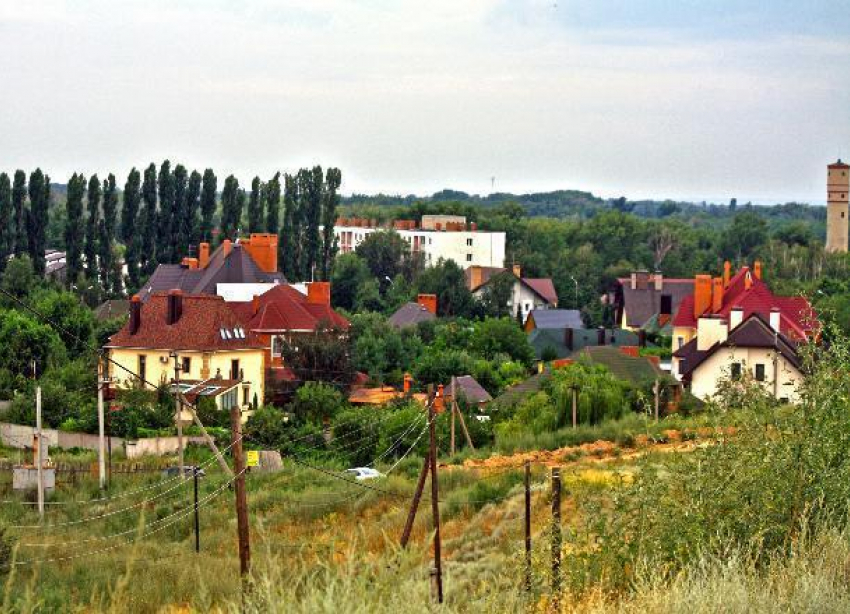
[568, 275, 579, 308]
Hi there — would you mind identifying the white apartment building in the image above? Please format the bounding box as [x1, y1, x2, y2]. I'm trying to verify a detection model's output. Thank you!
[333, 215, 506, 269]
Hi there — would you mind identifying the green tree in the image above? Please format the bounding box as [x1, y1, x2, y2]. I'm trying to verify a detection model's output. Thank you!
[0, 173, 11, 273]
[11, 170, 27, 257]
[65, 173, 86, 285]
[265, 172, 281, 236]
[186, 170, 202, 246]
[200, 169, 217, 243]
[0, 255, 39, 304]
[122, 168, 142, 292]
[101, 174, 118, 296]
[140, 163, 158, 274]
[248, 176, 264, 233]
[321, 167, 341, 280]
[290, 381, 345, 423]
[85, 174, 101, 281]
[172, 163, 189, 258]
[220, 175, 240, 239]
[26, 168, 49, 276]
[0, 310, 65, 378]
[721, 211, 768, 261]
[301, 166, 323, 280]
[416, 258, 476, 317]
[470, 318, 535, 367]
[479, 270, 514, 317]
[330, 252, 370, 310]
[354, 278, 384, 313]
[355, 230, 406, 283]
[157, 160, 175, 263]
[32, 289, 96, 356]
[280, 325, 353, 385]
[280, 173, 298, 279]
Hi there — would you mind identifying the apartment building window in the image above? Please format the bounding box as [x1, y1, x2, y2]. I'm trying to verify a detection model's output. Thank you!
[730, 362, 742, 380]
[181, 357, 191, 375]
[755, 364, 765, 381]
[466, 254, 473, 262]
[231, 359, 240, 380]
[138, 355, 147, 384]
[466, 238, 473, 246]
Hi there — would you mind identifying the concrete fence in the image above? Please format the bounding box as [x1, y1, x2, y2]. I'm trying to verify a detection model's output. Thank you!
[0, 423, 205, 459]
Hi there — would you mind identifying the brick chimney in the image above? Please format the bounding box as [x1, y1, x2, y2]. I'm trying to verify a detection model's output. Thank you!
[252, 294, 260, 316]
[744, 268, 753, 291]
[693, 274, 712, 319]
[723, 260, 731, 287]
[435, 384, 445, 413]
[242, 233, 279, 273]
[711, 277, 724, 313]
[754, 260, 762, 280]
[307, 282, 331, 306]
[512, 263, 522, 278]
[223, 239, 232, 258]
[199, 242, 210, 268]
[166, 289, 183, 325]
[417, 293, 437, 315]
[403, 373, 412, 394]
[653, 272, 663, 291]
[129, 295, 141, 335]
[181, 257, 198, 269]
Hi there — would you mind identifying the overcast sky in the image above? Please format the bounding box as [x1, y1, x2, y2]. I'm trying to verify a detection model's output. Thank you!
[1, 0, 848, 203]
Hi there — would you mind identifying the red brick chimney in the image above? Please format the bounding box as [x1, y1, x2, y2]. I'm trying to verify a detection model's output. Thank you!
[417, 293, 437, 315]
[252, 294, 260, 316]
[222, 239, 232, 258]
[693, 274, 712, 319]
[754, 260, 762, 280]
[199, 242, 210, 269]
[307, 282, 331, 306]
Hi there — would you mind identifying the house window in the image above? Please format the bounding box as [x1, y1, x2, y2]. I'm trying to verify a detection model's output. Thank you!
[466, 254, 473, 262]
[677, 337, 684, 350]
[272, 336, 285, 358]
[181, 357, 191, 375]
[138, 355, 147, 385]
[231, 359, 240, 380]
[466, 238, 473, 246]
[755, 364, 765, 381]
[730, 362, 742, 380]
[243, 386, 250, 406]
[221, 387, 238, 410]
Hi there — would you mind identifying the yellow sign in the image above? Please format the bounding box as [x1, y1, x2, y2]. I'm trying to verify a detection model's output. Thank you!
[246, 451, 260, 468]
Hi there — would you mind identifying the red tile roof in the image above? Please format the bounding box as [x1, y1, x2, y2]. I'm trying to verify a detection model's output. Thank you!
[230, 284, 349, 333]
[106, 294, 265, 351]
[671, 267, 816, 340]
[523, 278, 558, 306]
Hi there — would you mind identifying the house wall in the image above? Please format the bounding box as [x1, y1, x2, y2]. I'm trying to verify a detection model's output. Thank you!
[333, 225, 505, 269]
[688, 346, 802, 402]
[672, 326, 695, 353]
[473, 280, 550, 322]
[106, 347, 265, 409]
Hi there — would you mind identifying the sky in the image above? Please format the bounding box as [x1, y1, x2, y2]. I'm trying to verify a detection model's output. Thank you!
[1, 0, 849, 204]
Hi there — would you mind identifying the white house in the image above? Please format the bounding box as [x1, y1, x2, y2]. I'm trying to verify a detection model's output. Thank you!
[466, 265, 558, 322]
[333, 216, 505, 269]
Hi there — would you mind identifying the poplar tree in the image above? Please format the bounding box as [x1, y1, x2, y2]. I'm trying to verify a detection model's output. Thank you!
[101, 174, 119, 295]
[200, 169, 217, 243]
[172, 164, 188, 258]
[321, 167, 342, 280]
[281, 173, 297, 279]
[301, 166, 323, 280]
[157, 160, 175, 264]
[248, 176, 264, 233]
[0, 173, 11, 273]
[265, 172, 281, 236]
[27, 169, 49, 276]
[122, 168, 142, 292]
[85, 174, 101, 281]
[65, 173, 85, 286]
[186, 170, 202, 246]
[220, 175, 239, 239]
[141, 163, 158, 274]
[12, 170, 27, 257]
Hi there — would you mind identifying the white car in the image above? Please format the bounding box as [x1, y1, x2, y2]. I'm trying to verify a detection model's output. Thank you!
[344, 467, 384, 481]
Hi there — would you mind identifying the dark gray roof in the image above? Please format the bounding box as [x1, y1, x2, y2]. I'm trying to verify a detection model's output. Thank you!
[617, 278, 694, 329]
[528, 309, 583, 330]
[94, 299, 130, 321]
[492, 370, 551, 410]
[387, 302, 436, 328]
[528, 328, 641, 360]
[447, 375, 492, 405]
[568, 346, 665, 384]
[138, 243, 284, 301]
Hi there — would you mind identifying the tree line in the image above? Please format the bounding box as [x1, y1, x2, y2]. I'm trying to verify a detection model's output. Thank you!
[0, 163, 342, 300]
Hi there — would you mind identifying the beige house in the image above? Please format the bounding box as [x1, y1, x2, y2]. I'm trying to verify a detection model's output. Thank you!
[104, 291, 266, 416]
[673, 311, 804, 403]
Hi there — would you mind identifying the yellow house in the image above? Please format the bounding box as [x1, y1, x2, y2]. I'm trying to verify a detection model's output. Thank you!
[104, 291, 266, 417]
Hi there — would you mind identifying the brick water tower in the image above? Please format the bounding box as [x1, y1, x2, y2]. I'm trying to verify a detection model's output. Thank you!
[826, 159, 850, 253]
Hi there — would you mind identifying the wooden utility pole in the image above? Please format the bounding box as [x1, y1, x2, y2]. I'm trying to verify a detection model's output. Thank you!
[427, 393, 444, 603]
[653, 379, 660, 423]
[172, 353, 184, 479]
[550, 467, 562, 608]
[400, 388, 436, 549]
[450, 400, 456, 456]
[455, 401, 475, 451]
[97, 356, 106, 489]
[36, 386, 44, 521]
[524, 460, 532, 592]
[230, 405, 251, 583]
[193, 467, 201, 553]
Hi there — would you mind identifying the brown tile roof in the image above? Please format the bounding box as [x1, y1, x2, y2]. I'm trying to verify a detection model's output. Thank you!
[229, 284, 349, 333]
[617, 277, 694, 329]
[446, 375, 492, 405]
[106, 293, 265, 351]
